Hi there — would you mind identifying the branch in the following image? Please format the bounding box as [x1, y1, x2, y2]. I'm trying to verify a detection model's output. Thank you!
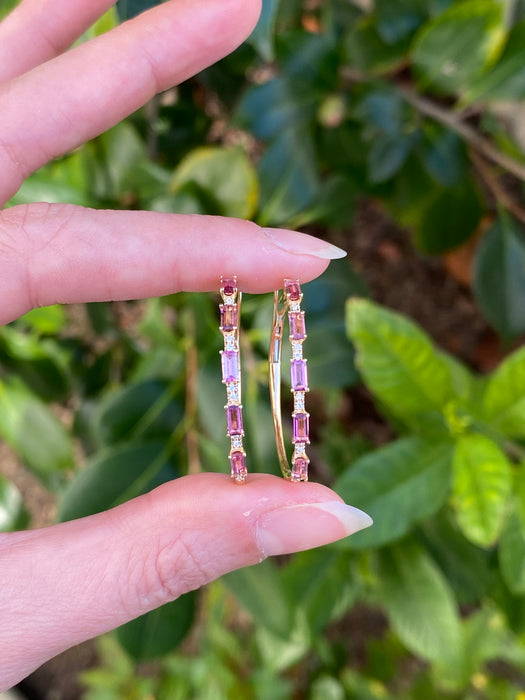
[399, 87, 525, 182]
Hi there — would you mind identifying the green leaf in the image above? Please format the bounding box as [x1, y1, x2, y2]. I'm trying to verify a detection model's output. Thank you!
[18, 305, 67, 334]
[466, 20, 525, 102]
[335, 437, 452, 549]
[0, 378, 73, 489]
[0, 475, 28, 532]
[116, 592, 196, 661]
[116, 0, 164, 20]
[421, 511, 492, 604]
[473, 212, 525, 338]
[483, 345, 525, 438]
[170, 146, 259, 219]
[452, 433, 512, 547]
[58, 442, 177, 520]
[367, 132, 414, 183]
[377, 540, 461, 664]
[223, 559, 291, 637]
[355, 88, 410, 136]
[257, 127, 319, 226]
[248, 0, 281, 61]
[414, 178, 483, 254]
[411, 0, 505, 94]
[499, 507, 525, 594]
[0, 327, 70, 402]
[8, 176, 90, 207]
[375, 0, 426, 44]
[418, 125, 466, 187]
[92, 379, 183, 446]
[346, 298, 456, 434]
[237, 77, 318, 140]
[344, 16, 410, 75]
[281, 549, 357, 634]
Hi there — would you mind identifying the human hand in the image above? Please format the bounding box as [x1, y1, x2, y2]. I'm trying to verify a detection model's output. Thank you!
[0, 0, 372, 688]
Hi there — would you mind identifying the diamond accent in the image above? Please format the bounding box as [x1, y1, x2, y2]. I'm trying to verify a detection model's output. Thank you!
[224, 333, 237, 351]
[294, 392, 305, 410]
[220, 276, 246, 482]
[291, 341, 303, 360]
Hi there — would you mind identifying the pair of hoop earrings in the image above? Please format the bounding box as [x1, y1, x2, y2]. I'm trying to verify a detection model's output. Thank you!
[219, 276, 310, 485]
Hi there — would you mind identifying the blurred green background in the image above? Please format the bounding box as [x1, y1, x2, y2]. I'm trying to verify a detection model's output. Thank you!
[4, 0, 525, 697]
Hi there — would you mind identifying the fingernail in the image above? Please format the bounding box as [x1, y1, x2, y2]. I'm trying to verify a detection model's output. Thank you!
[256, 501, 372, 557]
[262, 227, 347, 260]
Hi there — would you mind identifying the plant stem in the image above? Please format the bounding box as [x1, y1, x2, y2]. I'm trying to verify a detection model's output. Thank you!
[398, 87, 525, 182]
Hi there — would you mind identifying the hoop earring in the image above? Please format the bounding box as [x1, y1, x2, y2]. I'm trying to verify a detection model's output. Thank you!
[219, 276, 247, 483]
[269, 279, 310, 481]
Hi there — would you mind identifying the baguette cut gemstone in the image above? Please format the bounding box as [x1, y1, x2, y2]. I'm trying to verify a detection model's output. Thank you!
[291, 359, 308, 391]
[226, 405, 243, 435]
[292, 456, 309, 481]
[293, 412, 310, 443]
[221, 277, 236, 296]
[221, 351, 239, 383]
[289, 311, 306, 340]
[284, 279, 301, 301]
[220, 304, 238, 331]
[230, 451, 247, 480]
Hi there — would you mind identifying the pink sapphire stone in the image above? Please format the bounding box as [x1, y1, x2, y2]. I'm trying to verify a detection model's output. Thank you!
[226, 405, 243, 435]
[289, 311, 306, 340]
[230, 451, 247, 480]
[293, 412, 310, 443]
[221, 351, 239, 383]
[284, 279, 301, 301]
[221, 277, 236, 296]
[291, 359, 308, 391]
[220, 304, 238, 331]
[292, 457, 309, 481]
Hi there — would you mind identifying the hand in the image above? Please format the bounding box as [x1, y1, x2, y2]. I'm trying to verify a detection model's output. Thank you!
[0, 0, 372, 688]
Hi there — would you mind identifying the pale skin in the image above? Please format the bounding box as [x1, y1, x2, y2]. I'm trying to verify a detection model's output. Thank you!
[0, 0, 372, 688]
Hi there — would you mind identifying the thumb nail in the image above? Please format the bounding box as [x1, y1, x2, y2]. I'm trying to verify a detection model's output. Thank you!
[256, 501, 372, 557]
[262, 227, 347, 260]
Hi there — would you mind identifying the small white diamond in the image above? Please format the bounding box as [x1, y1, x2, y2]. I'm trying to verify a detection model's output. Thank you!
[294, 444, 306, 457]
[231, 435, 243, 449]
[289, 302, 301, 313]
[224, 333, 237, 351]
[224, 296, 236, 306]
[227, 383, 240, 402]
[294, 392, 305, 410]
[291, 342, 303, 360]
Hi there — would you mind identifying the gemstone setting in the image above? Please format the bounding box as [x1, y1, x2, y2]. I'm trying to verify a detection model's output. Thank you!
[220, 275, 247, 483]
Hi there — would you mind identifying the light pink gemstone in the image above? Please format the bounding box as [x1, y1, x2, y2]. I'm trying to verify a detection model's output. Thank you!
[284, 279, 301, 301]
[226, 405, 243, 436]
[291, 359, 308, 391]
[221, 351, 239, 383]
[221, 277, 236, 296]
[289, 311, 306, 340]
[230, 451, 247, 481]
[220, 304, 238, 331]
[293, 412, 310, 444]
[292, 457, 309, 481]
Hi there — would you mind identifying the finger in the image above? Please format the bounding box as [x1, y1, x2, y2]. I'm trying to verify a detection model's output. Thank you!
[0, 0, 115, 83]
[0, 0, 262, 203]
[0, 204, 346, 325]
[0, 473, 372, 689]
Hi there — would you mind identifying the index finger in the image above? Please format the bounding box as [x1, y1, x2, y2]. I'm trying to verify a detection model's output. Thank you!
[0, 204, 346, 325]
[0, 0, 261, 204]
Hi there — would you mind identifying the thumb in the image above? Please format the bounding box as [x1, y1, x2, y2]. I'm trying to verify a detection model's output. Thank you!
[0, 473, 371, 689]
